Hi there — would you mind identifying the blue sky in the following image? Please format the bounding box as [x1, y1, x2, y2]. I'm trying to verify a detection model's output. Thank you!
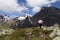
[0, 0, 60, 18]
[51, 1, 60, 8]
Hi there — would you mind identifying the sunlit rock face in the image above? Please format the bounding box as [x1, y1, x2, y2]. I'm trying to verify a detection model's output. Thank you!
[49, 24, 60, 40]
[0, 29, 14, 36]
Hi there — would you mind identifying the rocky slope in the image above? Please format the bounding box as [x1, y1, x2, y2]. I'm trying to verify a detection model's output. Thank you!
[32, 7, 60, 26]
[11, 15, 32, 29]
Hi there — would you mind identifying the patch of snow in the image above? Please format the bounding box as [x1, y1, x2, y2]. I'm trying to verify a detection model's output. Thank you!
[18, 14, 32, 21]
[18, 16, 26, 20]
[25, 14, 32, 17]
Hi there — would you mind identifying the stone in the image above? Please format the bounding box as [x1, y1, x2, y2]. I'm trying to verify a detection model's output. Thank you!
[53, 37, 60, 40]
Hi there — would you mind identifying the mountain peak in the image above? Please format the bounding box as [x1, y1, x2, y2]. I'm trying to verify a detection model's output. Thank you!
[18, 16, 26, 20]
[17, 14, 32, 21]
[25, 14, 32, 17]
[33, 7, 60, 26]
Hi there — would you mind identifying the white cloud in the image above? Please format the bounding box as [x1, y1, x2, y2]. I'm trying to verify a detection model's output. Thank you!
[26, 0, 59, 13]
[0, 0, 28, 13]
[0, 0, 59, 15]
[50, 0, 58, 3]
[10, 15, 18, 18]
[26, 0, 59, 7]
[16, 6, 28, 13]
[26, 0, 50, 7]
[32, 7, 41, 13]
[0, 0, 19, 11]
[47, 4, 51, 7]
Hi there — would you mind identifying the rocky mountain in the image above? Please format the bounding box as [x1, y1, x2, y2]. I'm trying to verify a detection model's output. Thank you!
[11, 14, 33, 29]
[0, 15, 13, 23]
[18, 14, 32, 20]
[0, 15, 14, 29]
[32, 7, 60, 27]
[5, 7, 60, 29]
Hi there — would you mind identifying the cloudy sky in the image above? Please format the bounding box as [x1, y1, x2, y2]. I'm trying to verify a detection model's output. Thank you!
[0, 0, 60, 18]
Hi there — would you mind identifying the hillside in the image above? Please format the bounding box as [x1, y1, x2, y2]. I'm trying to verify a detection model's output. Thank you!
[32, 7, 60, 26]
[0, 27, 53, 40]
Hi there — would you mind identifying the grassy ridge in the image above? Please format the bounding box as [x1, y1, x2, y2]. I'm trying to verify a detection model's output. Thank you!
[0, 27, 53, 40]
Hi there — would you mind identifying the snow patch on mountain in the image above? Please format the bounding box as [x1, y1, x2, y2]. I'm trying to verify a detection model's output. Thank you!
[18, 14, 32, 20]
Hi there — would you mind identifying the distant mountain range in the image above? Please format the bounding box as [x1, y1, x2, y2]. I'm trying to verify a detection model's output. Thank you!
[0, 7, 60, 29]
[11, 7, 60, 29]
[0, 15, 13, 24]
[11, 14, 33, 29]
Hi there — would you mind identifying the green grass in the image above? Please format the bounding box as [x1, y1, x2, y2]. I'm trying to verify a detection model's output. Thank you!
[0, 27, 53, 40]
